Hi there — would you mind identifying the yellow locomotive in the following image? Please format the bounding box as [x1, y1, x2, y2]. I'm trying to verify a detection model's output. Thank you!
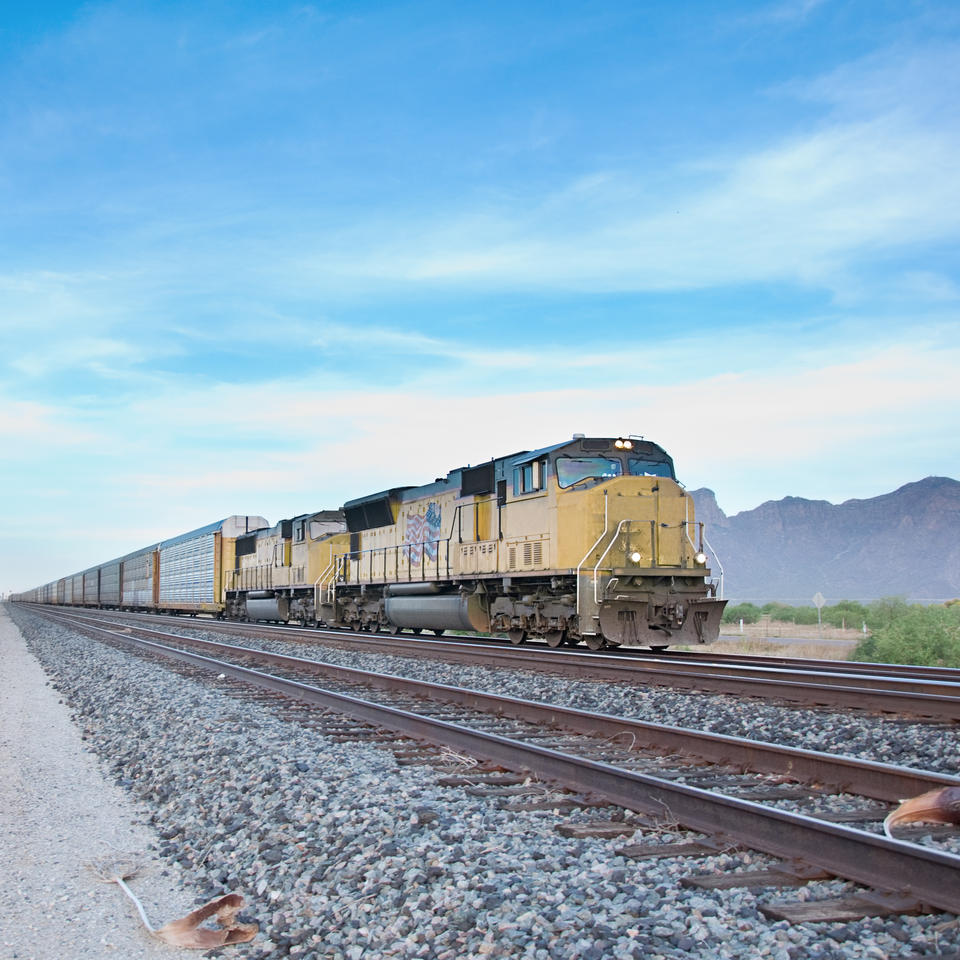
[227, 434, 725, 649]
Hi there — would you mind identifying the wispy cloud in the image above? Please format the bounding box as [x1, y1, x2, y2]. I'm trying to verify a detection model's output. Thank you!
[43, 323, 959, 488]
[0, 400, 102, 447]
[10, 336, 148, 378]
[291, 43, 960, 298]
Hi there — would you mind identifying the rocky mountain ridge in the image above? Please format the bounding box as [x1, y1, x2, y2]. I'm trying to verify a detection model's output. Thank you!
[689, 476, 960, 603]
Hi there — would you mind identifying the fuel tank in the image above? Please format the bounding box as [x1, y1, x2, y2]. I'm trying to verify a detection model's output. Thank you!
[246, 595, 291, 621]
[384, 593, 489, 632]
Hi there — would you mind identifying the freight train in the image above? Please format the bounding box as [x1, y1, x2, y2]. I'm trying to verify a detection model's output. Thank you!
[13, 435, 726, 649]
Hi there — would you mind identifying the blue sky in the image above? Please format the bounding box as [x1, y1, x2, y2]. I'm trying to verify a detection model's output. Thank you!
[3, 0, 959, 593]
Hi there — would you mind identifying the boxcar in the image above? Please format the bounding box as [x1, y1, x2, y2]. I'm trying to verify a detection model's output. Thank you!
[121, 545, 158, 608]
[82, 569, 99, 606]
[157, 516, 268, 614]
[100, 560, 122, 607]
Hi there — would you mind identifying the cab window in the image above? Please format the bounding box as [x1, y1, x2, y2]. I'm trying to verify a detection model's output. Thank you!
[556, 457, 622, 488]
[627, 457, 673, 478]
[514, 458, 547, 494]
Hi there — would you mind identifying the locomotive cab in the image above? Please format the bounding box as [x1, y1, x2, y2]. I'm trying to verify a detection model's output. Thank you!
[497, 436, 725, 648]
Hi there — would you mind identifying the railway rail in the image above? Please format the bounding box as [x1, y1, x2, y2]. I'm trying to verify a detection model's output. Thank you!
[34, 606, 960, 916]
[34, 605, 960, 722]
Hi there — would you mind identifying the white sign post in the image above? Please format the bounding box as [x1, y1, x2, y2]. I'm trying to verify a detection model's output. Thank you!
[812, 592, 825, 637]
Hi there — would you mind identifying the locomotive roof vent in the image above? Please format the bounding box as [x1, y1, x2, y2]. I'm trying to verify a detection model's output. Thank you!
[572, 433, 585, 439]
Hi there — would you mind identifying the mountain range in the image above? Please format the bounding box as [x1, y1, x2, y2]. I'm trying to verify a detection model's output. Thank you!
[689, 477, 960, 604]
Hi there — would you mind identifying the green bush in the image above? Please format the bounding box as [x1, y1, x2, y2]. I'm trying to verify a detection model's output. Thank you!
[864, 596, 910, 631]
[852, 604, 960, 666]
[758, 604, 819, 624]
[822, 600, 869, 629]
[722, 602, 762, 624]
[762, 602, 796, 622]
[791, 606, 820, 625]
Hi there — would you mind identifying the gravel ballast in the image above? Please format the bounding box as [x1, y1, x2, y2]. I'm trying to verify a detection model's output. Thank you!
[147, 619, 960, 776]
[7, 603, 960, 959]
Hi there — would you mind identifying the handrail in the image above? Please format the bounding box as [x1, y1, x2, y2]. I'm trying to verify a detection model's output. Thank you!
[682, 519, 701, 558]
[335, 536, 447, 585]
[702, 532, 724, 600]
[328, 497, 513, 590]
[313, 557, 337, 613]
[593, 518, 633, 605]
[575, 490, 608, 634]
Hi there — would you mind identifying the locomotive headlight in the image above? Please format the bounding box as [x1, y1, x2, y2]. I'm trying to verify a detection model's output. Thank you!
[623, 439, 633, 450]
[630, 551, 643, 563]
[614, 438, 634, 450]
[614, 439, 625, 449]
[694, 552, 708, 565]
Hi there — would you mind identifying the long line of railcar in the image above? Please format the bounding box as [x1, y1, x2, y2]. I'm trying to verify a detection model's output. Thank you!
[13, 435, 726, 650]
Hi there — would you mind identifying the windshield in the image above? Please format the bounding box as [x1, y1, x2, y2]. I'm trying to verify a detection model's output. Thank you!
[628, 457, 673, 478]
[556, 457, 623, 488]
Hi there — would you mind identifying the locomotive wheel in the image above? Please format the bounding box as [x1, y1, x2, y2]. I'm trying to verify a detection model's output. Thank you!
[584, 634, 607, 651]
[411, 627, 423, 635]
[433, 629, 445, 637]
[507, 629, 527, 646]
[545, 630, 566, 648]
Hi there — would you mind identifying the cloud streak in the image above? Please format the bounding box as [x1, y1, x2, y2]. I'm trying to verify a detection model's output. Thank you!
[291, 44, 960, 298]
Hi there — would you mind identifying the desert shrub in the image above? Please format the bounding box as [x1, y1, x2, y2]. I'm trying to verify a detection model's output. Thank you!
[864, 596, 911, 631]
[822, 600, 869, 629]
[761, 602, 796, 622]
[722, 602, 762, 624]
[790, 605, 820, 625]
[852, 604, 960, 666]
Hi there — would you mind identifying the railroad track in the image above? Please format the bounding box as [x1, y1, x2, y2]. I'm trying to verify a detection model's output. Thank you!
[35, 606, 960, 918]
[38, 605, 960, 722]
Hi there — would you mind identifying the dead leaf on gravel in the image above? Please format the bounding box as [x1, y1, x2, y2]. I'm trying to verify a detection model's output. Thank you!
[89, 854, 258, 949]
[154, 893, 258, 948]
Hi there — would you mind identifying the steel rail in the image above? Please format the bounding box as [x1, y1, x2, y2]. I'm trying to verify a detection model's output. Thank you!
[43, 609, 960, 803]
[645, 648, 960, 684]
[44, 610, 960, 915]
[30, 605, 960, 720]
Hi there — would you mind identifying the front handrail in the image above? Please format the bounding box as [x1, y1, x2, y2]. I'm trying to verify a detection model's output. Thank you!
[593, 519, 633, 605]
[313, 557, 338, 613]
[575, 491, 608, 634]
[702, 532, 724, 600]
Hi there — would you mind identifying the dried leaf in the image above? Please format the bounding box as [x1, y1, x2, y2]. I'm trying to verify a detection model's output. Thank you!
[884, 786, 960, 838]
[89, 854, 257, 949]
[154, 893, 258, 948]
